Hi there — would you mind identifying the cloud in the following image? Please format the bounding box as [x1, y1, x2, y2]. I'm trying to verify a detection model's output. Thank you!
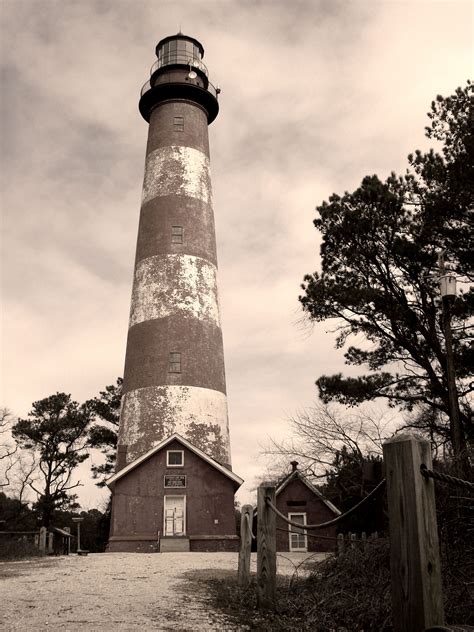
[1, 0, 472, 506]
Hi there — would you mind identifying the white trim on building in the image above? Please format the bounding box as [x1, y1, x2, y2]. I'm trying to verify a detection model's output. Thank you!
[276, 471, 341, 516]
[107, 433, 243, 488]
[288, 512, 307, 552]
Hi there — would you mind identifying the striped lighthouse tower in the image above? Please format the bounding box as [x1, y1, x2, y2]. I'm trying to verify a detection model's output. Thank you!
[116, 35, 231, 468]
[108, 35, 242, 553]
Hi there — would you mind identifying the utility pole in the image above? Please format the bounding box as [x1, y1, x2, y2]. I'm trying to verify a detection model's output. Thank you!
[438, 252, 464, 474]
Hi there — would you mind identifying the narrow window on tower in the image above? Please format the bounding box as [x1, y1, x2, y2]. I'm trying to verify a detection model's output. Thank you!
[169, 352, 181, 373]
[173, 116, 184, 132]
[171, 225, 183, 244]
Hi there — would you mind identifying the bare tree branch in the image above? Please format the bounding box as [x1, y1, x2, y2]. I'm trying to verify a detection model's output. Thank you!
[261, 403, 397, 483]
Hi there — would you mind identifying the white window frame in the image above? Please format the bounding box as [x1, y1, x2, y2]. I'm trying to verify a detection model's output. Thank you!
[163, 495, 186, 536]
[288, 512, 307, 552]
[166, 449, 184, 467]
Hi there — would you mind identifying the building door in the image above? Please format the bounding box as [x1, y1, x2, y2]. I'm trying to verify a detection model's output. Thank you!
[288, 513, 307, 551]
[164, 496, 186, 536]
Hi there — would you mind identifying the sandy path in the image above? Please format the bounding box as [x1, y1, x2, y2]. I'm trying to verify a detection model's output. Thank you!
[0, 552, 320, 631]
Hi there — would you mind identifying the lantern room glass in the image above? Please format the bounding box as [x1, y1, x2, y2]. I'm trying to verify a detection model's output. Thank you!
[157, 38, 202, 66]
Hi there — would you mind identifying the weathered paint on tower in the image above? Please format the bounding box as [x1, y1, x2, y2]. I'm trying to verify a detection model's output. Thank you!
[116, 34, 231, 469]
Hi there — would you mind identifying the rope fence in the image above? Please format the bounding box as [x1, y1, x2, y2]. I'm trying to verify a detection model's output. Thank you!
[275, 527, 381, 545]
[265, 478, 386, 531]
[239, 435, 468, 630]
[245, 512, 256, 540]
[420, 464, 474, 491]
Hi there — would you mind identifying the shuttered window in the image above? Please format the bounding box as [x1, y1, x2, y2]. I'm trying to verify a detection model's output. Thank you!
[171, 226, 183, 243]
[173, 116, 184, 132]
[169, 352, 181, 373]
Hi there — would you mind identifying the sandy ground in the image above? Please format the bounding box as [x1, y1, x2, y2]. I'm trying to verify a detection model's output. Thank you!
[0, 552, 324, 631]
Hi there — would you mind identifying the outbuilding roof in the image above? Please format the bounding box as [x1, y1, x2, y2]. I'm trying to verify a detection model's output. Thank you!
[275, 469, 341, 516]
[52, 527, 73, 537]
[106, 433, 243, 489]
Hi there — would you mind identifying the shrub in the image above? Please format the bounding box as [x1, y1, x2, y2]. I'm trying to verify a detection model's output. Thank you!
[0, 537, 42, 560]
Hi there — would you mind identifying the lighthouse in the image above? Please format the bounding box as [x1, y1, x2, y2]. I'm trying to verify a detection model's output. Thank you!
[107, 34, 242, 553]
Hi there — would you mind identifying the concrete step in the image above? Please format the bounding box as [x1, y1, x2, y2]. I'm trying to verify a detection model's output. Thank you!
[160, 537, 190, 552]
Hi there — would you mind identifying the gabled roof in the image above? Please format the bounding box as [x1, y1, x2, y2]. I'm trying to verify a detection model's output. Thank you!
[106, 433, 243, 489]
[275, 470, 341, 516]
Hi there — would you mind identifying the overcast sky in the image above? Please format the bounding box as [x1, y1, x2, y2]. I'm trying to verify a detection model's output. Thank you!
[1, 0, 472, 507]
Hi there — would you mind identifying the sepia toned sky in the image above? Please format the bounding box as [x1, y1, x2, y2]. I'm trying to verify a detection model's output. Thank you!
[1, 0, 472, 507]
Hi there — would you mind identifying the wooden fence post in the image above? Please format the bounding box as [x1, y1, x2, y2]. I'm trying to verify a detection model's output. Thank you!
[337, 532, 344, 556]
[238, 504, 253, 587]
[64, 527, 71, 555]
[257, 484, 276, 609]
[39, 526, 47, 553]
[383, 434, 444, 632]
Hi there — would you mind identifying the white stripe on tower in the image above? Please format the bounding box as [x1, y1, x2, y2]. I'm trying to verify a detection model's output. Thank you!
[142, 146, 212, 205]
[120, 385, 230, 464]
[129, 254, 221, 328]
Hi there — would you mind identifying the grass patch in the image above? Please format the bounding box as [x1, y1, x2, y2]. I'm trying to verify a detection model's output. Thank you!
[196, 570, 308, 631]
[199, 542, 393, 631]
[197, 536, 473, 630]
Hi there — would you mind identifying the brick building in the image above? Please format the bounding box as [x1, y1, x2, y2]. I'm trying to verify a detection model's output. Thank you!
[108, 434, 242, 552]
[275, 462, 340, 552]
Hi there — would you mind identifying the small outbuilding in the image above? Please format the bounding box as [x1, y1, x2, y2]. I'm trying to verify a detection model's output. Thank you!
[51, 527, 73, 555]
[274, 461, 341, 552]
[107, 433, 243, 553]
